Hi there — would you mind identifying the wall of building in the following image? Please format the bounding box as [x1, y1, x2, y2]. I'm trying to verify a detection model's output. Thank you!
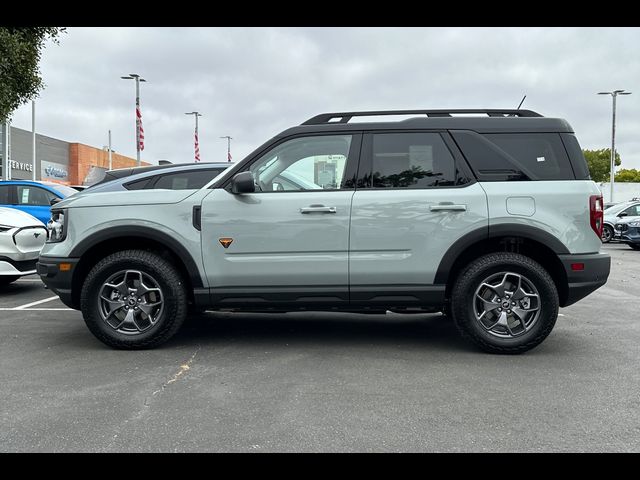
[1, 126, 147, 185]
[597, 182, 640, 203]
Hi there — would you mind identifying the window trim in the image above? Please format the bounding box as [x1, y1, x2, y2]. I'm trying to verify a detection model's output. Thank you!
[222, 132, 363, 194]
[356, 130, 476, 190]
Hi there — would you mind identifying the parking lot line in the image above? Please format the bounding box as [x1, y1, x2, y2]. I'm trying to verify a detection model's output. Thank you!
[0, 307, 73, 311]
[13, 296, 60, 310]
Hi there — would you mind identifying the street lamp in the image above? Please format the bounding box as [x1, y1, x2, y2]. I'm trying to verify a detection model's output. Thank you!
[121, 73, 147, 166]
[597, 89, 632, 203]
[185, 112, 203, 162]
[220, 136, 233, 162]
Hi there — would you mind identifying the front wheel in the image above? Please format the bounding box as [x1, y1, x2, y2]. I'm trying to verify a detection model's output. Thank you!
[80, 249, 188, 349]
[450, 252, 559, 354]
[601, 225, 613, 243]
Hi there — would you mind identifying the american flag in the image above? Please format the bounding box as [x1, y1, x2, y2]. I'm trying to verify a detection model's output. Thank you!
[194, 131, 200, 162]
[136, 103, 145, 151]
[228, 151, 232, 162]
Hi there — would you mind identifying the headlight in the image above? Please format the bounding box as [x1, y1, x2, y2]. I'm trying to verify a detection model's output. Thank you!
[0, 225, 13, 233]
[47, 209, 67, 243]
[629, 222, 640, 227]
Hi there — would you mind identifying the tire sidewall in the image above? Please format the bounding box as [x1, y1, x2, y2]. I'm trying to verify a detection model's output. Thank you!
[82, 254, 184, 347]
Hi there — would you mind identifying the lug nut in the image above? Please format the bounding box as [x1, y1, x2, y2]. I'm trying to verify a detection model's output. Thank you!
[512, 302, 516, 306]
[498, 308, 502, 311]
[506, 295, 510, 299]
[507, 309, 512, 314]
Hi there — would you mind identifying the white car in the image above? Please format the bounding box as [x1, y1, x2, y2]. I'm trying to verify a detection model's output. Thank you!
[0, 207, 47, 286]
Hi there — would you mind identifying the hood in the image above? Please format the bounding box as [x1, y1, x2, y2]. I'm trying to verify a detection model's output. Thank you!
[55, 188, 201, 209]
[615, 215, 640, 225]
[0, 207, 45, 228]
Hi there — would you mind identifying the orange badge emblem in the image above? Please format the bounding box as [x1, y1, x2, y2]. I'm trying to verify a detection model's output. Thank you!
[219, 237, 234, 248]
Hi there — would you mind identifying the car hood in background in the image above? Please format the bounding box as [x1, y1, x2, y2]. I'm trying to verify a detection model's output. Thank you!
[0, 207, 45, 228]
[53, 189, 202, 209]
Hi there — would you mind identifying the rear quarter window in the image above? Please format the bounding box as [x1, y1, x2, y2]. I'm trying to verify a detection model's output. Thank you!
[452, 131, 576, 181]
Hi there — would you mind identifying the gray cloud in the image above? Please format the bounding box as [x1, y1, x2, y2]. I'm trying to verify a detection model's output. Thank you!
[9, 27, 640, 168]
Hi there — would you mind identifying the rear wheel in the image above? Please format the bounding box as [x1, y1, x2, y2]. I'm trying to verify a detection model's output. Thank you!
[0, 275, 20, 287]
[601, 225, 613, 243]
[450, 252, 558, 354]
[629, 244, 640, 250]
[80, 249, 188, 349]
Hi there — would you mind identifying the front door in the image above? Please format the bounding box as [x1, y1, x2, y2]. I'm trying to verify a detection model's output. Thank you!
[349, 131, 488, 305]
[200, 133, 361, 307]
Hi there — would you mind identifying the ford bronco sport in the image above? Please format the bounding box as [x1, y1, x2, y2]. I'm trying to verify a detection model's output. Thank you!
[38, 109, 610, 353]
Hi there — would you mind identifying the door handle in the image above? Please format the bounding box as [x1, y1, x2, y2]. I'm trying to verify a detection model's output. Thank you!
[429, 203, 467, 212]
[300, 205, 337, 214]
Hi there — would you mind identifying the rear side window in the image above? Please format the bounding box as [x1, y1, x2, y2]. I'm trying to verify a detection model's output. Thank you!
[560, 133, 590, 180]
[365, 132, 465, 188]
[124, 177, 153, 190]
[452, 131, 575, 181]
[153, 169, 225, 190]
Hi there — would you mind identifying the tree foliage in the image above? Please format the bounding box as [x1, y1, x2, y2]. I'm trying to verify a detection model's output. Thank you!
[583, 148, 621, 183]
[0, 27, 65, 122]
[614, 168, 640, 183]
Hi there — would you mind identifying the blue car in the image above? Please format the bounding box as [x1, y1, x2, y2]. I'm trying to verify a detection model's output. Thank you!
[0, 180, 78, 224]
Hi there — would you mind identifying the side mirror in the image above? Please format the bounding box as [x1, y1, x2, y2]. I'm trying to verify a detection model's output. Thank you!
[231, 171, 256, 194]
[619, 212, 628, 217]
[50, 197, 62, 206]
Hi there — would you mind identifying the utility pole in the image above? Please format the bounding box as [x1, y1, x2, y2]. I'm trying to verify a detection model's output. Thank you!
[108, 130, 113, 170]
[598, 89, 632, 203]
[220, 135, 232, 162]
[121, 73, 146, 166]
[185, 112, 203, 162]
[2, 120, 11, 180]
[32, 100, 36, 180]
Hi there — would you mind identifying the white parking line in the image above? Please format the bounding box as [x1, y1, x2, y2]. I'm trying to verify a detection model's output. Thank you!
[0, 307, 73, 311]
[13, 296, 60, 310]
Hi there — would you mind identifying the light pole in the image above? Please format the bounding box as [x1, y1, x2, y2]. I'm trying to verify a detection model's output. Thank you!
[121, 73, 146, 166]
[185, 112, 203, 162]
[32, 100, 36, 180]
[598, 89, 632, 202]
[220, 136, 232, 162]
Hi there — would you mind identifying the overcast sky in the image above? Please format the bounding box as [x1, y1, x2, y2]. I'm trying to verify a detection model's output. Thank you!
[9, 27, 640, 168]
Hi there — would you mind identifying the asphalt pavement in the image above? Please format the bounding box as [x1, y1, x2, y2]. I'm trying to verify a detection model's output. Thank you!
[0, 243, 638, 452]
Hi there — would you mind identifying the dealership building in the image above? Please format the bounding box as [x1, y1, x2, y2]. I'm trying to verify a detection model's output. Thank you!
[0, 125, 147, 185]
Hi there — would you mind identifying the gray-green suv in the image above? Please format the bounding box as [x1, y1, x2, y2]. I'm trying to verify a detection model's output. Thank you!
[37, 109, 611, 353]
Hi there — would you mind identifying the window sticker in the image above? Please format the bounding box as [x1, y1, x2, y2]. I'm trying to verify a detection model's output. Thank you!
[536, 156, 546, 162]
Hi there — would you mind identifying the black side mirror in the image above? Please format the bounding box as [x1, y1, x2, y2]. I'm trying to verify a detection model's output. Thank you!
[619, 212, 628, 217]
[50, 197, 62, 206]
[231, 172, 256, 194]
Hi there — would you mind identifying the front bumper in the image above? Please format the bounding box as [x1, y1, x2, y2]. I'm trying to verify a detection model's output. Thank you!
[36, 256, 80, 309]
[0, 257, 38, 276]
[619, 225, 640, 245]
[558, 253, 610, 307]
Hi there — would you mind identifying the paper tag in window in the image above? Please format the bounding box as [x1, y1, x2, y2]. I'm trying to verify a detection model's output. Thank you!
[536, 156, 546, 162]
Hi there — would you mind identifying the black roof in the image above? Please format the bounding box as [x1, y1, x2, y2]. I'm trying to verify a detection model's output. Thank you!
[278, 109, 573, 137]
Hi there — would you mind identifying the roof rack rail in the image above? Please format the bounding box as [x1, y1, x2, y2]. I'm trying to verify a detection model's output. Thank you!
[301, 109, 543, 125]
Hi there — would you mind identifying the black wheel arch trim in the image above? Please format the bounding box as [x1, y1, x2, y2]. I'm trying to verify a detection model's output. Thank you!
[434, 224, 570, 284]
[68, 226, 204, 288]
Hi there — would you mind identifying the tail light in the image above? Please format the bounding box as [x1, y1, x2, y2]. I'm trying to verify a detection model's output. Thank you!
[590, 195, 604, 239]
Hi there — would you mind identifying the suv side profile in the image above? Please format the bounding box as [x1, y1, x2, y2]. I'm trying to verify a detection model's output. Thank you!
[37, 109, 610, 354]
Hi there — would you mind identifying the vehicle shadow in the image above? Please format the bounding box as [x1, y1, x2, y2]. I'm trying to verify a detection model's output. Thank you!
[171, 311, 476, 353]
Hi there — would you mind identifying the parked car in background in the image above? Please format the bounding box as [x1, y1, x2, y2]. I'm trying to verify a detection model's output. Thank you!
[69, 185, 88, 192]
[84, 162, 233, 193]
[0, 207, 47, 286]
[614, 216, 640, 250]
[0, 181, 78, 224]
[602, 200, 640, 243]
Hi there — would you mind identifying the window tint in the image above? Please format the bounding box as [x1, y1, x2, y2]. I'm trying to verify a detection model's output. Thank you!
[153, 169, 226, 190]
[249, 135, 352, 192]
[369, 133, 460, 188]
[16, 186, 56, 206]
[0, 185, 10, 204]
[453, 131, 575, 181]
[125, 177, 154, 190]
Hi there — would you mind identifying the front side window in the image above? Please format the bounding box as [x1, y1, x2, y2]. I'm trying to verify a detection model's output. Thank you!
[368, 132, 460, 188]
[16, 186, 56, 206]
[0, 185, 10, 204]
[621, 204, 640, 217]
[248, 135, 352, 192]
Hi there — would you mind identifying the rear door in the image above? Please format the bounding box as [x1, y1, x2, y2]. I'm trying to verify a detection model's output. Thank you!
[349, 131, 488, 305]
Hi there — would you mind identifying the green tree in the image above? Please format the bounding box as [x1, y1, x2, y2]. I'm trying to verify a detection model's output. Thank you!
[615, 168, 640, 183]
[0, 27, 65, 122]
[583, 148, 621, 182]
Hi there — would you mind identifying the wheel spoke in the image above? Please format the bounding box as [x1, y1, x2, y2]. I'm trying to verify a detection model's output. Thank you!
[100, 295, 126, 316]
[138, 301, 162, 317]
[104, 281, 128, 296]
